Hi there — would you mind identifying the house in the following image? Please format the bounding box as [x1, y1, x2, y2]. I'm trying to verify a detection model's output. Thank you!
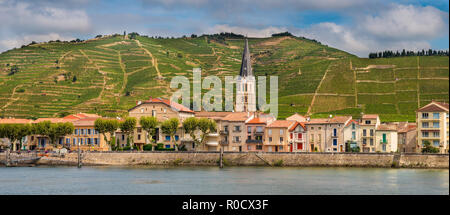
[193, 112, 230, 151]
[397, 122, 417, 153]
[375, 123, 398, 153]
[304, 118, 329, 152]
[68, 117, 109, 151]
[265, 120, 296, 152]
[123, 97, 195, 150]
[326, 116, 352, 152]
[219, 112, 252, 152]
[244, 113, 276, 152]
[288, 122, 307, 152]
[343, 119, 360, 152]
[359, 114, 380, 152]
[416, 101, 449, 153]
[0, 118, 33, 151]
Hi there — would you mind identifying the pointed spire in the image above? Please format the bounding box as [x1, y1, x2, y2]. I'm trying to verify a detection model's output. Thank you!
[239, 38, 252, 77]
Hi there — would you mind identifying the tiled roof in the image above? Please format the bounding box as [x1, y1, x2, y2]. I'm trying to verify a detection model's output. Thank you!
[63, 113, 101, 120]
[129, 97, 194, 113]
[0, 118, 33, 124]
[345, 119, 359, 127]
[289, 122, 306, 131]
[305, 118, 330, 124]
[246, 117, 266, 124]
[397, 122, 416, 133]
[329, 116, 352, 124]
[222, 112, 250, 122]
[377, 124, 398, 131]
[72, 117, 98, 126]
[286, 113, 306, 122]
[267, 120, 296, 128]
[195, 111, 230, 119]
[362, 114, 379, 119]
[33, 118, 75, 123]
[417, 101, 449, 112]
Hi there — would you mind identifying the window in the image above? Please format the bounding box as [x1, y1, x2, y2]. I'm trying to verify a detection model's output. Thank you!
[247, 126, 251, 133]
[224, 126, 228, 132]
[363, 139, 367, 145]
[122, 135, 125, 140]
[422, 132, 429, 137]
[152, 110, 156, 117]
[318, 134, 321, 142]
[73, 138, 76, 146]
[80, 138, 83, 145]
[279, 146, 283, 151]
[433, 140, 440, 147]
[66, 138, 70, 144]
[333, 148, 337, 152]
[95, 138, 98, 145]
[365, 120, 371, 125]
[268, 129, 272, 135]
[422, 113, 429, 119]
[138, 134, 141, 140]
[256, 145, 263, 150]
[433, 113, 440, 119]
[433, 122, 440, 128]
[280, 137, 283, 143]
[290, 133, 293, 139]
[269, 137, 272, 142]
[256, 126, 263, 132]
[370, 129, 374, 136]
[234, 126, 241, 132]
[363, 129, 367, 136]
[74, 129, 78, 135]
[352, 123, 356, 130]
[247, 145, 252, 150]
[165, 136, 170, 141]
[422, 122, 429, 128]
[175, 135, 179, 141]
[298, 133, 302, 139]
[333, 139, 337, 146]
[370, 138, 373, 146]
[310, 134, 314, 142]
[234, 136, 240, 142]
[248, 135, 251, 140]
[433, 132, 440, 137]
[297, 143, 303, 150]
[382, 144, 386, 152]
[311, 127, 314, 130]
[88, 129, 91, 135]
[352, 131, 356, 140]
[165, 145, 171, 149]
[382, 133, 387, 143]
[280, 129, 284, 135]
[333, 128, 337, 137]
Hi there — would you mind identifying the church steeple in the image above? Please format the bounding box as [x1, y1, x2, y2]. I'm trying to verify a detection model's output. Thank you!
[239, 38, 252, 77]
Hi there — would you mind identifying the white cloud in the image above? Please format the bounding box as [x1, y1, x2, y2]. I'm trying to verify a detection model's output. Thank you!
[0, 33, 75, 52]
[295, 4, 448, 57]
[363, 4, 448, 40]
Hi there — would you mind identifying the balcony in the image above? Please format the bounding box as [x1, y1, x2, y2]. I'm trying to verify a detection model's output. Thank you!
[380, 140, 388, 144]
[246, 139, 263, 144]
[254, 130, 264, 135]
[220, 140, 229, 145]
[219, 130, 229, 135]
[232, 129, 242, 133]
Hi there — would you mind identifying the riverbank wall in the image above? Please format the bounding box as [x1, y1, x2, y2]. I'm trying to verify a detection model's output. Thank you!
[2, 152, 447, 168]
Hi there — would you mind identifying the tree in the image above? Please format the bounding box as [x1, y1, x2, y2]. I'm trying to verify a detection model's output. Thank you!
[421, 141, 440, 153]
[94, 118, 120, 151]
[161, 118, 180, 151]
[0, 124, 31, 151]
[119, 117, 137, 150]
[182, 117, 216, 150]
[139, 116, 159, 151]
[9, 65, 19, 76]
[32, 121, 74, 149]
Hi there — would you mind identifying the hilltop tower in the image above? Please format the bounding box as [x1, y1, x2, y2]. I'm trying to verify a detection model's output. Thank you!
[236, 38, 256, 112]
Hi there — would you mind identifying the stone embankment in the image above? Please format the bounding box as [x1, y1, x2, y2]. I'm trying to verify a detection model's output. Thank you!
[1, 152, 446, 168]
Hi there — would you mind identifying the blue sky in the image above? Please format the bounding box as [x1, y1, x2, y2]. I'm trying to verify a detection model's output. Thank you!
[0, 0, 448, 57]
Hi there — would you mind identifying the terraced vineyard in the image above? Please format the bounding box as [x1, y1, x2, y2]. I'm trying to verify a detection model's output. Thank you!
[0, 34, 448, 122]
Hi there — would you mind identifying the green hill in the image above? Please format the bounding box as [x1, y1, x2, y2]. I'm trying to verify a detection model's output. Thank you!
[0, 34, 448, 122]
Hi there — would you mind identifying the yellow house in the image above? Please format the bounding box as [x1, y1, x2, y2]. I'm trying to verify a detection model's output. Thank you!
[264, 120, 296, 152]
[416, 101, 449, 153]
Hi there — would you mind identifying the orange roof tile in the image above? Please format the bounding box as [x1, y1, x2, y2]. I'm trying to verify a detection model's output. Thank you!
[329, 116, 352, 124]
[0, 118, 32, 124]
[246, 117, 266, 124]
[417, 101, 449, 112]
[267, 120, 296, 128]
[289, 122, 306, 131]
[286, 113, 307, 122]
[222, 112, 250, 122]
[377, 124, 398, 131]
[362, 114, 379, 119]
[33, 118, 75, 123]
[129, 97, 194, 113]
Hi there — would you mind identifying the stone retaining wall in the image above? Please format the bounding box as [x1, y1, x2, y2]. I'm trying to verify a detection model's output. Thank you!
[18, 152, 447, 168]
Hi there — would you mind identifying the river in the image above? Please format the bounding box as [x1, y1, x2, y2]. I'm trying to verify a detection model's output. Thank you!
[0, 166, 448, 194]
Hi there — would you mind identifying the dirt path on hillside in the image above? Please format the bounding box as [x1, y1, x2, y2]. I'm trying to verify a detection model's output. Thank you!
[118, 51, 127, 99]
[416, 56, 420, 108]
[307, 63, 332, 115]
[79, 49, 107, 103]
[1, 84, 23, 110]
[134, 40, 163, 79]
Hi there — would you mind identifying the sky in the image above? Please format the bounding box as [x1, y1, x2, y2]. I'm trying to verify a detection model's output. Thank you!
[0, 0, 448, 57]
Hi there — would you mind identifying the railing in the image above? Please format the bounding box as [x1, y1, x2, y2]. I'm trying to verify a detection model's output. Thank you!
[219, 130, 228, 135]
[232, 129, 242, 133]
[220, 140, 229, 145]
[246, 139, 263, 144]
[380, 140, 388, 144]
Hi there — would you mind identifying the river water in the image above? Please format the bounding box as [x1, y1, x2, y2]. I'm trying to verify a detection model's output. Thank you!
[0, 166, 448, 195]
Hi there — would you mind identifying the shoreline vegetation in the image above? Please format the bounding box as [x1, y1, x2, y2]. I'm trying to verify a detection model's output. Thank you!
[1, 151, 448, 169]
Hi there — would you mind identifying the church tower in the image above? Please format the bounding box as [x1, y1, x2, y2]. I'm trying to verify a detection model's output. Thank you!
[236, 38, 256, 112]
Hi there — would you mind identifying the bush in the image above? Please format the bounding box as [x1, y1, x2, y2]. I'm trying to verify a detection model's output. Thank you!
[143, 144, 153, 151]
[421, 141, 440, 153]
[122, 146, 131, 151]
[273, 159, 284, 167]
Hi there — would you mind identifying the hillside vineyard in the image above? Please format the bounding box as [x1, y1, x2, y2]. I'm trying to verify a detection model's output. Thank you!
[0, 35, 448, 122]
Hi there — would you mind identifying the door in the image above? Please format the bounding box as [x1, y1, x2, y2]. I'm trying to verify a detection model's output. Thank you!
[310, 144, 314, 152]
[239, 146, 242, 152]
[298, 143, 303, 150]
[290, 144, 293, 152]
[275, 146, 278, 152]
[340, 145, 343, 152]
